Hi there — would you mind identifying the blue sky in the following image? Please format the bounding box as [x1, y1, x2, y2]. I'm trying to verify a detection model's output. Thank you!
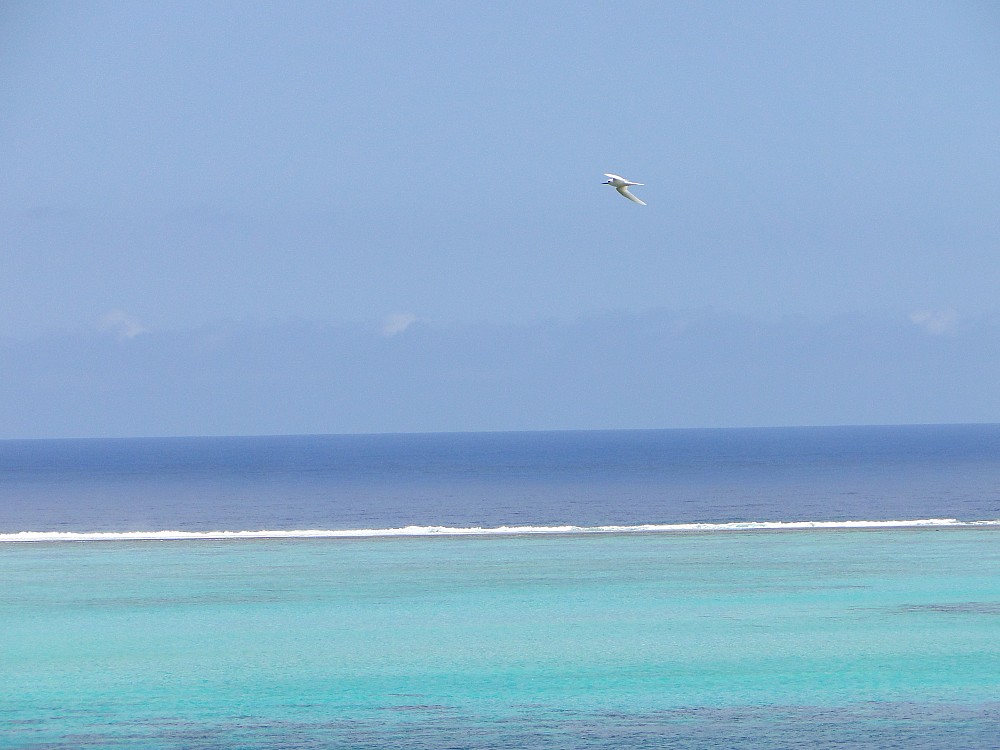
[2, 1, 1000, 437]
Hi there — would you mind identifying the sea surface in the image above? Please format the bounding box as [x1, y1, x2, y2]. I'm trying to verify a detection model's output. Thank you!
[2, 425, 999, 748]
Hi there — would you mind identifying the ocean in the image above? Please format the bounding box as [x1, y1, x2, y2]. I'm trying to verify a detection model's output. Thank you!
[2, 425, 999, 748]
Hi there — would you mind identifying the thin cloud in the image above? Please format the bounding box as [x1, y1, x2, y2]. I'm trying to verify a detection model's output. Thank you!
[382, 312, 418, 337]
[98, 309, 148, 340]
[909, 309, 959, 336]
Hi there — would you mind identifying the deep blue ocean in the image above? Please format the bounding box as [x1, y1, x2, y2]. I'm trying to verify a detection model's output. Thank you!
[2, 425, 1000, 748]
[2, 424, 1000, 534]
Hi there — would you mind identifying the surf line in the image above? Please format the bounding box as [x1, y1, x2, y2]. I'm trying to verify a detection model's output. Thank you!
[3, 519, 1000, 543]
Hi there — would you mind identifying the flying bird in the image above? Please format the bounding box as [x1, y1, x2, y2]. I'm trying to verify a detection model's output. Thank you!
[603, 174, 646, 205]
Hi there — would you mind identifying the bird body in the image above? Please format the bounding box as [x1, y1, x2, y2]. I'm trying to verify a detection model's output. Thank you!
[603, 173, 646, 205]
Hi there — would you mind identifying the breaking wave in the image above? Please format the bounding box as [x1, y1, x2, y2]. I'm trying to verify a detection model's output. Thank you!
[2, 518, 999, 543]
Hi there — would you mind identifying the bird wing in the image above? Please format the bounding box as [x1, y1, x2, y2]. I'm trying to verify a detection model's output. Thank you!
[617, 186, 646, 205]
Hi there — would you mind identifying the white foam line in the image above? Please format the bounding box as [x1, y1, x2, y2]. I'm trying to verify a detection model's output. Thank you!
[2, 519, 999, 543]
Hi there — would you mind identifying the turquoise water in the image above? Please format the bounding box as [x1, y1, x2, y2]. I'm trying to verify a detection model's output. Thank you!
[4, 528, 999, 748]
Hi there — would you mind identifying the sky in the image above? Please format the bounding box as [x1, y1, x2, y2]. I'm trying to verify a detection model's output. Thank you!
[2, 1, 1000, 438]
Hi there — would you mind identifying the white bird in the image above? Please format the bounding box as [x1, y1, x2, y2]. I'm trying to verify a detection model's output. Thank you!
[603, 173, 646, 205]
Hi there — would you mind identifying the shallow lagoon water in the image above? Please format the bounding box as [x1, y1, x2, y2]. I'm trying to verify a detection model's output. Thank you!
[3, 529, 1000, 748]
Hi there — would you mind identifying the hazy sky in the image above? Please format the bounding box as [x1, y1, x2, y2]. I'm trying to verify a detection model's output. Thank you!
[2, 2, 1000, 437]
